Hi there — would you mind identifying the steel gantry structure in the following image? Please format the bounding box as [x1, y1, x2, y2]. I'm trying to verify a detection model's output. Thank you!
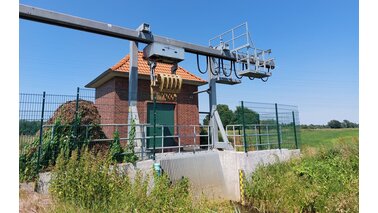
[20, 4, 276, 152]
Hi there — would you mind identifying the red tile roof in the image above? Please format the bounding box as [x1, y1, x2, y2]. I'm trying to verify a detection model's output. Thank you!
[86, 52, 207, 88]
[111, 52, 206, 83]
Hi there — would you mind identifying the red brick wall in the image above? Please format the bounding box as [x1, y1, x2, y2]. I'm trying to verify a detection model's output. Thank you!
[95, 78, 116, 138]
[95, 77, 200, 146]
[176, 84, 200, 145]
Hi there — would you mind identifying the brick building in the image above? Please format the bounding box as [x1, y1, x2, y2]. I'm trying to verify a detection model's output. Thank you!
[85, 52, 207, 147]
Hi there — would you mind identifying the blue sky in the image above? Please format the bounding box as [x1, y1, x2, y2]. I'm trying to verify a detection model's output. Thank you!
[19, 0, 358, 124]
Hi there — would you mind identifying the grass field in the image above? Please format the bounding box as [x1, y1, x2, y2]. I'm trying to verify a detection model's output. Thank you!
[300, 128, 359, 148]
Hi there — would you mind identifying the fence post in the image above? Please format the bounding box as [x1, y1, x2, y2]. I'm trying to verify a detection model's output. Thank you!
[292, 111, 299, 149]
[257, 114, 262, 146]
[241, 101, 247, 153]
[75, 87, 80, 151]
[275, 103, 281, 149]
[37, 91, 46, 174]
[153, 94, 156, 160]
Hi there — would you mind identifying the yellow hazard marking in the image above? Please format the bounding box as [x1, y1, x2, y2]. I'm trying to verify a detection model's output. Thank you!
[239, 169, 246, 205]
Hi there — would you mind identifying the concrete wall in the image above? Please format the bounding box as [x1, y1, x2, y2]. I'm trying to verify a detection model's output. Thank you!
[158, 149, 300, 201]
[218, 149, 301, 200]
[36, 149, 300, 202]
[159, 151, 227, 200]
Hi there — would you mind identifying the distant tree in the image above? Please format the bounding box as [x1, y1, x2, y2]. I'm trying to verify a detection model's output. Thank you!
[327, 120, 342, 129]
[217, 104, 234, 127]
[203, 114, 210, 126]
[202, 104, 234, 127]
[202, 104, 260, 127]
[233, 106, 259, 125]
[19, 120, 40, 135]
[350, 122, 359, 128]
[342, 120, 359, 128]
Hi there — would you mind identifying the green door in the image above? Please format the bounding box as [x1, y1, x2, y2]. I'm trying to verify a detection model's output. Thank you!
[147, 103, 175, 148]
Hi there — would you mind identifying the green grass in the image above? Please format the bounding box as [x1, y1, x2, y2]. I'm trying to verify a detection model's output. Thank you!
[48, 149, 236, 213]
[244, 128, 359, 212]
[300, 128, 359, 149]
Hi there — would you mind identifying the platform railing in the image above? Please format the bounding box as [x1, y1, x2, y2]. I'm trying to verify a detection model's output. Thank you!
[40, 123, 213, 161]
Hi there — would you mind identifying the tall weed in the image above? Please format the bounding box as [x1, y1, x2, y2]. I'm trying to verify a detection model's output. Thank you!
[245, 137, 358, 212]
[49, 149, 195, 212]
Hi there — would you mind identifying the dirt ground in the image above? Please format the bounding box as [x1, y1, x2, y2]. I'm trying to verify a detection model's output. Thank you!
[19, 183, 51, 213]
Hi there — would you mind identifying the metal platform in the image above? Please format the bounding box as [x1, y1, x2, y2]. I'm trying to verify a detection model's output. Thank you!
[216, 77, 241, 85]
[239, 57, 275, 69]
[238, 70, 272, 78]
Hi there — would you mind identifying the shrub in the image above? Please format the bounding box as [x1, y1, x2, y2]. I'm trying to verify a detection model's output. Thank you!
[19, 100, 107, 182]
[109, 129, 123, 163]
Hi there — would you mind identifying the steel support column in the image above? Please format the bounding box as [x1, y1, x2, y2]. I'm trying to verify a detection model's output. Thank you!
[128, 41, 142, 150]
[209, 57, 219, 147]
[208, 57, 230, 149]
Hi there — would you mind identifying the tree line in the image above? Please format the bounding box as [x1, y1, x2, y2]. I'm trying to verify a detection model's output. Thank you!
[19, 120, 40, 135]
[202, 104, 260, 126]
[301, 120, 359, 129]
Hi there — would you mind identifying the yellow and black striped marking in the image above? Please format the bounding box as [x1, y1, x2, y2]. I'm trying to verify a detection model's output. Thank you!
[239, 169, 246, 205]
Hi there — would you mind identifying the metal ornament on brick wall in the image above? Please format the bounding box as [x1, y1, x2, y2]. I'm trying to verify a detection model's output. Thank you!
[150, 73, 183, 101]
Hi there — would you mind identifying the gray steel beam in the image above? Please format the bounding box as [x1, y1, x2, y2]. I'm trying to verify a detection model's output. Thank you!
[129, 41, 139, 103]
[19, 4, 235, 61]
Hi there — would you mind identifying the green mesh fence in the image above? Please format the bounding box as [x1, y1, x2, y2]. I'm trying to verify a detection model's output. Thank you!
[226, 101, 301, 151]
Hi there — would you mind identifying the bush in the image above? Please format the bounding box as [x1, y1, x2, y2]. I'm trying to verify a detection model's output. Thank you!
[49, 149, 193, 212]
[19, 100, 107, 182]
[244, 137, 359, 212]
[19, 118, 90, 182]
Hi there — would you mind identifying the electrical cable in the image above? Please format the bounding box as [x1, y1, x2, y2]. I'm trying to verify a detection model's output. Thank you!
[233, 61, 243, 79]
[223, 59, 232, 77]
[196, 54, 208, 74]
[209, 57, 218, 76]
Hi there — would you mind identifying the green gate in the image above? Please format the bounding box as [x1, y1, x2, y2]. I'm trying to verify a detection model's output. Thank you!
[147, 103, 175, 148]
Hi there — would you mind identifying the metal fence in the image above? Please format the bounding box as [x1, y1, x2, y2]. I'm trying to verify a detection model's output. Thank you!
[19, 89, 301, 170]
[19, 88, 212, 160]
[226, 101, 301, 152]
